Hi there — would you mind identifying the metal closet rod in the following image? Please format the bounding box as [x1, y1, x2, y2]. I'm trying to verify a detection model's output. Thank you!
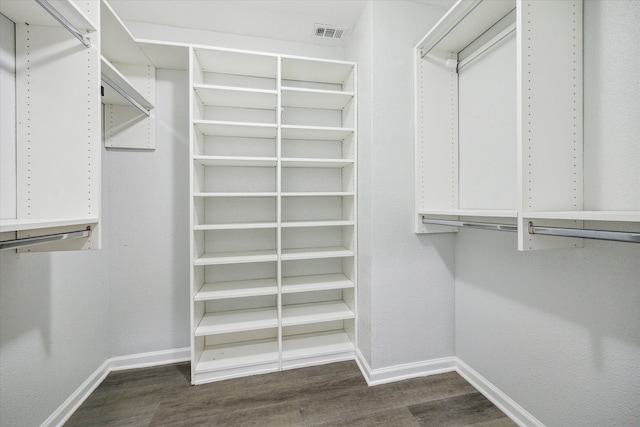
[0, 227, 91, 251]
[420, 0, 483, 58]
[421, 217, 640, 244]
[101, 74, 151, 117]
[35, 0, 91, 48]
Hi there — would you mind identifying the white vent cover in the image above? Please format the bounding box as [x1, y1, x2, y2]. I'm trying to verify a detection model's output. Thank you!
[313, 24, 347, 40]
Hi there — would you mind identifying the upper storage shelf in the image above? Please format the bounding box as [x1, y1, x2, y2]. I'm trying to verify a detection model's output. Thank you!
[414, 0, 639, 250]
[100, 0, 154, 115]
[0, 0, 96, 35]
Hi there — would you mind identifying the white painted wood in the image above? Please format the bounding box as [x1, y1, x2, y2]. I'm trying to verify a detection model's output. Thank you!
[0, 217, 99, 233]
[100, 58, 154, 109]
[525, 211, 640, 223]
[418, 209, 517, 219]
[282, 301, 354, 326]
[0, 0, 96, 32]
[195, 250, 278, 266]
[190, 46, 356, 384]
[101, 0, 151, 65]
[281, 273, 354, 294]
[195, 307, 278, 335]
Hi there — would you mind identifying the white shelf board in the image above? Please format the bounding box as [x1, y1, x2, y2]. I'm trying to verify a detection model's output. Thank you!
[281, 158, 354, 168]
[281, 125, 354, 141]
[194, 155, 277, 167]
[194, 47, 277, 79]
[282, 301, 354, 327]
[194, 222, 277, 231]
[524, 211, 640, 222]
[281, 192, 354, 198]
[194, 84, 277, 110]
[415, 0, 515, 54]
[281, 220, 354, 228]
[0, 217, 98, 233]
[281, 87, 354, 110]
[281, 57, 354, 85]
[281, 274, 354, 294]
[419, 209, 518, 218]
[136, 40, 189, 71]
[281, 246, 354, 261]
[101, 57, 154, 109]
[194, 192, 278, 198]
[0, 0, 96, 31]
[196, 339, 279, 374]
[195, 250, 278, 266]
[195, 307, 278, 336]
[101, 0, 151, 66]
[194, 120, 277, 138]
[195, 278, 278, 301]
[282, 330, 354, 361]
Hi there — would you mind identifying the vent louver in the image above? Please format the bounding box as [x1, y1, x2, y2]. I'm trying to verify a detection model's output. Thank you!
[313, 24, 347, 40]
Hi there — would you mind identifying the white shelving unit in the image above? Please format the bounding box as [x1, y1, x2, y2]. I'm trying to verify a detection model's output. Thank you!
[189, 46, 356, 384]
[100, 0, 156, 150]
[0, 0, 101, 252]
[414, 0, 639, 250]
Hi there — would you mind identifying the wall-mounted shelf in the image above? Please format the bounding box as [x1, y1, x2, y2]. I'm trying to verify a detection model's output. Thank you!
[190, 46, 357, 385]
[413, 0, 640, 250]
[0, 0, 96, 34]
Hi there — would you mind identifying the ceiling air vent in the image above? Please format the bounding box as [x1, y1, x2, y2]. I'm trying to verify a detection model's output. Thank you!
[314, 24, 347, 40]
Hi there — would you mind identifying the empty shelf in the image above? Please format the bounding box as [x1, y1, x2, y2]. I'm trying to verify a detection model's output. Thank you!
[195, 307, 278, 336]
[282, 301, 354, 327]
[281, 125, 354, 141]
[194, 84, 277, 109]
[282, 330, 354, 361]
[196, 339, 279, 374]
[194, 120, 277, 138]
[195, 250, 278, 266]
[281, 192, 354, 198]
[281, 87, 354, 110]
[281, 274, 354, 294]
[280, 220, 354, 228]
[195, 278, 278, 301]
[193, 222, 277, 230]
[0, 217, 98, 233]
[194, 192, 278, 198]
[281, 247, 354, 261]
[194, 156, 277, 167]
[281, 158, 354, 168]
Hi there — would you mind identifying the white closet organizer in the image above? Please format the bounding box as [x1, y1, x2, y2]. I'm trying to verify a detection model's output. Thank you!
[189, 46, 357, 384]
[0, 0, 101, 251]
[414, 0, 639, 250]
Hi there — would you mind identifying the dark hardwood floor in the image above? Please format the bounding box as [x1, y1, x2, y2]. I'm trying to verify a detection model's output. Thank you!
[65, 361, 516, 426]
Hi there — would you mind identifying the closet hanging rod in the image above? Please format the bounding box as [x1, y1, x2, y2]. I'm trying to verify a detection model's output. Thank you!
[101, 74, 151, 117]
[0, 227, 91, 251]
[35, 0, 91, 48]
[421, 217, 517, 232]
[420, 0, 483, 58]
[528, 222, 640, 244]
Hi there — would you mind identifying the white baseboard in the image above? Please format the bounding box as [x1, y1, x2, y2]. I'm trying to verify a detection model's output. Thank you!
[455, 358, 544, 427]
[41, 347, 190, 427]
[356, 349, 456, 386]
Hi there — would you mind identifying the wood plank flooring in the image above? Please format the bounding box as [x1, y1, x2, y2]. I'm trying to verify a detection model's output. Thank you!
[65, 361, 516, 427]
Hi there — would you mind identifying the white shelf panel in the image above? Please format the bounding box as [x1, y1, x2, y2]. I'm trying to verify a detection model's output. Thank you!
[525, 211, 640, 222]
[281, 125, 354, 141]
[194, 156, 277, 167]
[194, 84, 277, 109]
[101, 57, 154, 109]
[195, 250, 278, 266]
[194, 222, 277, 230]
[194, 48, 277, 79]
[281, 220, 354, 228]
[0, 0, 96, 31]
[195, 307, 278, 336]
[101, 0, 151, 66]
[419, 209, 518, 218]
[415, 0, 516, 54]
[281, 158, 354, 168]
[0, 217, 98, 233]
[281, 247, 354, 261]
[195, 279, 278, 301]
[281, 87, 354, 110]
[282, 330, 354, 361]
[137, 40, 189, 71]
[194, 192, 278, 198]
[196, 339, 279, 374]
[281, 192, 354, 198]
[281, 57, 354, 85]
[194, 120, 277, 138]
[282, 274, 354, 294]
[282, 301, 354, 327]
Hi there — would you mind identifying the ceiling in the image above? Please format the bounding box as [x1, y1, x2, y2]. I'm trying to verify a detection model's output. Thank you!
[108, 0, 454, 46]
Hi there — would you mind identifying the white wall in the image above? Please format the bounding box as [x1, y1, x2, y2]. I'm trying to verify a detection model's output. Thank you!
[0, 16, 110, 427]
[347, 1, 455, 370]
[455, 1, 640, 425]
